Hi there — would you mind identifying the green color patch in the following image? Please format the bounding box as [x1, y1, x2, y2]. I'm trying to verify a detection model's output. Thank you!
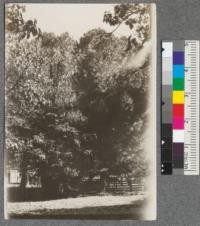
[173, 78, 184, 90]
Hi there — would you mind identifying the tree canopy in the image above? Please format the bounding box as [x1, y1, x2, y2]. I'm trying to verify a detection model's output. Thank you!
[5, 4, 151, 191]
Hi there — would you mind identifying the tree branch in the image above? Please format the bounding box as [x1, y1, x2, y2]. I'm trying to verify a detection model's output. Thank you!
[106, 9, 139, 35]
[107, 21, 124, 35]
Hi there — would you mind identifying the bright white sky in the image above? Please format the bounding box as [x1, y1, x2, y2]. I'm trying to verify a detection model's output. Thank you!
[22, 4, 131, 40]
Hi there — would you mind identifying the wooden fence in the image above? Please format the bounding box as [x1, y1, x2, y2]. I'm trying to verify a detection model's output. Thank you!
[105, 177, 145, 193]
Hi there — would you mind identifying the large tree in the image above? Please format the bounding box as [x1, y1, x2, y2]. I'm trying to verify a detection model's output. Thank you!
[5, 30, 86, 191]
[5, 3, 151, 194]
[78, 27, 149, 179]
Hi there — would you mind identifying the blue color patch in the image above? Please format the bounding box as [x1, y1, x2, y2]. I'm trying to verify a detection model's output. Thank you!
[173, 51, 184, 64]
[173, 65, 184, 78]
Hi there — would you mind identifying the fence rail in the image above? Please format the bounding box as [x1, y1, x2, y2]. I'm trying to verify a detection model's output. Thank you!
[105, 179, 145, 193]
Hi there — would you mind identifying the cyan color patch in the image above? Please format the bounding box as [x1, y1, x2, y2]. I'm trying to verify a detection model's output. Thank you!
[173, 65, 184, 78]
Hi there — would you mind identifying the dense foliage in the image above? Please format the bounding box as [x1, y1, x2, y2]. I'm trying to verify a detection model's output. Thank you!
[5, 4, 151, 192]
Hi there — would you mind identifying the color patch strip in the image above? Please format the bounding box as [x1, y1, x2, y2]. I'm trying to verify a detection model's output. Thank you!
[162, 40, 200, 175]
[161, 42, 173, 175]
[173, 104, 184, 117]
[173, 117, 184, 129]
[173, 78, 184, 90]
[184, 40, 199, 175]
[173, 51, 184, 64]
[173, 91, 184, 104]
[173, 65, 184, 78]
[173, 143, 184, 156]
[173, 130, 184, 142]
[172, 43, 184, 174]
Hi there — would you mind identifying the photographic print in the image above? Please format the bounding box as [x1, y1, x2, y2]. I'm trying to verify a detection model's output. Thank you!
[4, 3, 156, 220]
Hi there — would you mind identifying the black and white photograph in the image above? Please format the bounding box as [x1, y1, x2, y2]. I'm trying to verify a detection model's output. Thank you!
[4, 3, 156, 220]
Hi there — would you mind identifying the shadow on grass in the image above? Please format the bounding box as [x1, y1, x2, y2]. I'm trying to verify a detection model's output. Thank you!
[7, 186, 142, 202]
[7, 187, 55, 202]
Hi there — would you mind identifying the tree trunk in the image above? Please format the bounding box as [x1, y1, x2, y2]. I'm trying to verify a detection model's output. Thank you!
[38, 160, 49, 197]
[20, 152, 27, 189]
[20, 152, 28, 201]
[20, 168, 27, 189]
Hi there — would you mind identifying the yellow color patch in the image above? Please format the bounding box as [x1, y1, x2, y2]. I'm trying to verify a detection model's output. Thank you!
[173, 91, 184, 104]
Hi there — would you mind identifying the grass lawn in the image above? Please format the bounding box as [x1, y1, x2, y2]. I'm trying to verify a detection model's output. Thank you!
[7, 194, 147, 219]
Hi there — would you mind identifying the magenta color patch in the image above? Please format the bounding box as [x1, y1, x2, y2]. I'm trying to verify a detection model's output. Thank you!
[173, 117, 184, 129]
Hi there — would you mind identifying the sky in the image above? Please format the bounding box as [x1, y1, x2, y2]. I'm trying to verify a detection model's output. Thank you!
[22, 4, 131, 40]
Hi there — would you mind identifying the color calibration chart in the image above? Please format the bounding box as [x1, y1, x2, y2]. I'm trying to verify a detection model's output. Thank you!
[161, 40, 200, 175]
